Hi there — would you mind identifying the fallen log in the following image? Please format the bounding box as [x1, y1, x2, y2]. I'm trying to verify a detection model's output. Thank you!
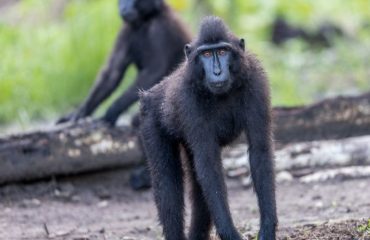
[274, 91, 370, 144]
[0, 92, 369, 184]
[224, 135, 370, 176]
[0, 121, 142, 184]
[226, 135, 370, 187]
[299, 166, 370, 183]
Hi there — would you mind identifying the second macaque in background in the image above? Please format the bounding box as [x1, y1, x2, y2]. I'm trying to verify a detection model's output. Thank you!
[57, 0, 190, 126]
[57, 0, 190, 190]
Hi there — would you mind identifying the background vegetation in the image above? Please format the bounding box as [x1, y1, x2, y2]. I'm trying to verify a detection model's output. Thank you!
[0, 0, 369, 129]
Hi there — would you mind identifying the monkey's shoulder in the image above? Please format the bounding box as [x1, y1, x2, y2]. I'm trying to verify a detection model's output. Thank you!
[139, 83, 164, 113]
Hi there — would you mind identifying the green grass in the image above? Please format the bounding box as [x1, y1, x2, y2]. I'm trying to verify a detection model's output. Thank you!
[0, 0, 369, 127]
[357, 219, 370, 235]
[0, 0, 126, 125]
[260, 37, 370, 106]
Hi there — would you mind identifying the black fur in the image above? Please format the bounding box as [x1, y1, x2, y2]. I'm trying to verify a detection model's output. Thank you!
[57, 0, 191, 126]
[271, 16, 343, 47]
[140, 16, 277, 240]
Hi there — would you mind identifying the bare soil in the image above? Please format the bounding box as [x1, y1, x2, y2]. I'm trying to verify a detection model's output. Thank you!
[0, 169, 369, 240]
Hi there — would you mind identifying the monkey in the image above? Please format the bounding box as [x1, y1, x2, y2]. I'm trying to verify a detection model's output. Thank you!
[57, 0, 190, 190]
[57, 0, 191, 127]
[139, 16, 277, 240]
[271, 16, 344, 47]
[271, 16, 309, 45]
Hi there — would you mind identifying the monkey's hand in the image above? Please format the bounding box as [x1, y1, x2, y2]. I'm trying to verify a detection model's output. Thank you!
[99, 107, 125, 127]
[55, 110, 86, 125]
[98, 115, 117, 128]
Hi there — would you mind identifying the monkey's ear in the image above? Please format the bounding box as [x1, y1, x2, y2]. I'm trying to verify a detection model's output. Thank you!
[184, 44, 192, 58]
[239, 38, 245, 51]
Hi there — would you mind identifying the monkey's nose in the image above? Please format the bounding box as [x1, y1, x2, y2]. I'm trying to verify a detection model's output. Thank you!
[213, 68, 222, 76]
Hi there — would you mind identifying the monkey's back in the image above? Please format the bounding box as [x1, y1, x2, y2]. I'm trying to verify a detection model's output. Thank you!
[127, 4, 191, 73]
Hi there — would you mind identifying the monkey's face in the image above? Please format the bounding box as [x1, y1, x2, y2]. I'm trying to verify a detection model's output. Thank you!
[119, 0, 163, 24]
[193, 42, 234, 95]
[185, 38, 246, 95]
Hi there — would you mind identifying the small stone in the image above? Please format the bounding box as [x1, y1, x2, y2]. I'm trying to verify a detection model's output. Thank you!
[97, 200, 109, 208]
[276, 171, 294, 183]
[242, 176, 252, 188]
[314, 201, 324, 209]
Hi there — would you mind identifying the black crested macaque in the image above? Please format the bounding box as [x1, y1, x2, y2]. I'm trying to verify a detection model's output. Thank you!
[271, 16, 308, 45]
[140, 16, 277, 240]
[271, 16, 344, 47]
[57, 0, 190, 126]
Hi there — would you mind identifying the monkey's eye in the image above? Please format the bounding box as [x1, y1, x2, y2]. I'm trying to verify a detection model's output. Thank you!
[202, 51, 212, 58]
[217, 49, 227, 56]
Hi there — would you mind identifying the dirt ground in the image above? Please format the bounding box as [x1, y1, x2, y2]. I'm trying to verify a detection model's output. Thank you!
[0, 168, 369, 240]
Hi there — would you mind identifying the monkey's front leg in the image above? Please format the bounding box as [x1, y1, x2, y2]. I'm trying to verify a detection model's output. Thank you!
[141, 119, 186, 240]
[192, 141, 242, 240]
[245, 102, 277, 240]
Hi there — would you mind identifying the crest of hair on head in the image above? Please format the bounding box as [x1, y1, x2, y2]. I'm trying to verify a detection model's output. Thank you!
[195, 16, 231, 45]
